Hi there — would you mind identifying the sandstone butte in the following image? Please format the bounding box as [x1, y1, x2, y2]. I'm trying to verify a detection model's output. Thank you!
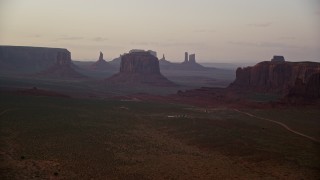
[107, 51, 175, 86]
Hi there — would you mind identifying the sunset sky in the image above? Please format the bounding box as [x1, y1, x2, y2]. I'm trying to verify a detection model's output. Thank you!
[1, 0, 319, 62]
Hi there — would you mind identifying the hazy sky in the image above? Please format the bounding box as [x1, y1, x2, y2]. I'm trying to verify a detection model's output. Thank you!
[1, 0, 319, 62]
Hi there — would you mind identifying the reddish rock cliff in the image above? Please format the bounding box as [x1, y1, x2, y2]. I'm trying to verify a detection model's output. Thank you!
[288, 73, 320, 99]
[230, 61, 320, 95]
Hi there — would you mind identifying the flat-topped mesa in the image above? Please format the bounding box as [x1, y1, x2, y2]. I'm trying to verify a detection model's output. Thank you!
[0, 46, 72, 74]
[107, 50, 175, 86]
[230, 58, 320, 95]
[120, 51, 161, 74]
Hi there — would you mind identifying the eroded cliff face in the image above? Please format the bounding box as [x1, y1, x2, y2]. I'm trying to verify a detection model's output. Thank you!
[288, 73, 320, 99]
[306, 73, 320, 98]
[230, 61, 320, 94]
[120, 52, 161, 74]
[108, 52, 175, 86]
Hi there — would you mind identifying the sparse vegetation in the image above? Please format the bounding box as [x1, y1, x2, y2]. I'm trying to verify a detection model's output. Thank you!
[1, 94, 319, 179]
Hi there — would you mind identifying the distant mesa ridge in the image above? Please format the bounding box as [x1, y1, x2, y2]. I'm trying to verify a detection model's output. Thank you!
[0, 45, 69, 74]
[0, 45, 85, 78]
[107, 50, 175, 86]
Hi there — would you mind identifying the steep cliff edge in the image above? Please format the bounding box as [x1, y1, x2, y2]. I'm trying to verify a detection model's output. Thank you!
[229, 61, 320, 94]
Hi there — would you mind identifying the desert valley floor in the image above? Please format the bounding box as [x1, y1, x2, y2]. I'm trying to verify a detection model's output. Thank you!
[0, 46, 319, 179]
[1, 93, 319, 179]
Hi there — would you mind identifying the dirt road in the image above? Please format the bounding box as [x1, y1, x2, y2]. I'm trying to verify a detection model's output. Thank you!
[233, 109, 320, 144]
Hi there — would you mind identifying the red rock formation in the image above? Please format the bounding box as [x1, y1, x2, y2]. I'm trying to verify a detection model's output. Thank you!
[230, 61, 320, 94]
[107, 51, 175, 86]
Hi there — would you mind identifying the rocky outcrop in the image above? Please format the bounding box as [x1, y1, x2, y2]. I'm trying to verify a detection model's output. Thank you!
[99, 51, 103, 61]
[271, 56, 285, 63]
[107, 51, 175, 86]
[91, 52, 113, 71]
[230, 61, 320, 95]
[179, 52, 206, 70]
